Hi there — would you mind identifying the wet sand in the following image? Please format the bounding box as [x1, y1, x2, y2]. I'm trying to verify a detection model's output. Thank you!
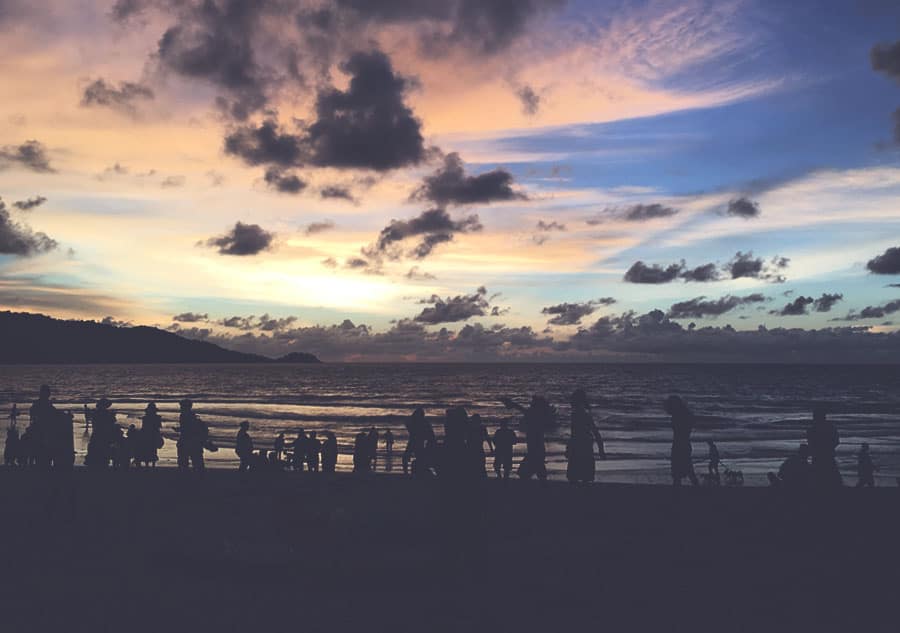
[0, 469, 898, 632]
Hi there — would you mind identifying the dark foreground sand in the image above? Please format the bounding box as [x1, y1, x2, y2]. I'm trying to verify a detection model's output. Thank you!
[0, 469, 898, 633]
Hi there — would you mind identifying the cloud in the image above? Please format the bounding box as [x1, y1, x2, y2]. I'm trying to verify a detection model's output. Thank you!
[771, 295, 814, 316]
[414, 286, 498, 324]
[668, 293, 766, 319]
[224, 119, 304, 167]
[516, 85, 540, 116]
[681, 263, 721, 282]
[264, 167, 306, 194]
[369, 207, 482, 260]
[0, 140, 55, 173]
[725, 197, 761, 219]
[813, 293, 843, 313]
[835, 299, 900, 322]
[321, 257, 338, 268]
[304, 220, 336, 235]
[541, 297, 617, 325]
[100, 316, 132, 328]
[871, 40, 900, 82]
[81, 78, 154, 114]
[866, 246, 900, 275]
[12, 196, 47, 211]
[205, 221, 275, 256]
[623, 261, 684, 284]
[160, 175, 185, 188]
[319, 186, 356, 202]
[173, 312, 208, 323]
[406, 266, 436, 280]
[0, 197, 58, 257]
[727, 251, 789, 282]
[411, 152, 526, 206]
[587, 203, 679, 224]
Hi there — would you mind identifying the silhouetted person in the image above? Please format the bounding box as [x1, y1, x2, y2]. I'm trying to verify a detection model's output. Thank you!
[402, 408, 434, 476]
[139, 403, 163, 467]
[236, 421, 253, 472]
[665, 395, 699, 487]
[306, 431, 321, 473]
[86, 398, 117, 470]
[368, 427, 379, 471]
[492, 419, 517, 480]
[442, 407, 470, 479]
[770, 443, 811, 489]
[856, 443, 876, 488]
[274, 432, 285, 463]
[384, 429, 394, 455]
[322, 431, 338, 474]
[353, 430, 371, 474]
[707, 440, 721, 486]
[29, 385, 58, 468]
[5, 422, 19, 466]
[291, 430, 307, 471]
[566, 389, 604, 484]
[9, 403, 18, 430]
[502, 396, 554, 481]
[467, 414, 493, 478]
[175, 399, 207, 472]
[807, 406, 842, 488]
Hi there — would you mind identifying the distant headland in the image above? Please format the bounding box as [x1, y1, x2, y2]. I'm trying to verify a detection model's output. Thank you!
[0, 311, 320, 364]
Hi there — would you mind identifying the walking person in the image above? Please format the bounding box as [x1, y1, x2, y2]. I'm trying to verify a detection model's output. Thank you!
[236, 421, 254, 473]
[491, 419, 517, 480]
[175, 399, 208, 472]
[139, 403, 163, 467]
[502, 396, 554, 482]
[565, 389, 603, 484]
[665, 395, 699, 487]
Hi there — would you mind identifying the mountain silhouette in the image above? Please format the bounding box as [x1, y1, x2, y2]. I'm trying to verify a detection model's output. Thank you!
[0, 311, 321, 364]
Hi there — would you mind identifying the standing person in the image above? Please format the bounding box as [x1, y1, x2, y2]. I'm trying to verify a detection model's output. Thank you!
[491, 419, 517, 480]
[856, 443, 876, 488]
[306, 431, 321, 473]
[86, 398, 116, 470]
[566, 389, 603, 485]
[665, 395, 699, 487]
[466, 414, 493, 478]
[291, 430, 308, 472]
[139, 403, 163, 467]
[29, 385, 58, 467]
[502, 396, 554, 482]
[322, 432, 338, 475]
[4, 420, 19, 466]
[273, 432, 285, 464]
[235, 421, 254, 472]
[402, 408, 433, 476]
[353, 430, 371, 475]
[384, 429, 394, 455]
[368, 427, 379, 471]
[807, 406, 842, 488]
[176, 399, 208, 472]
[9, 403, 18, 430]
[707, 440, 721, 486]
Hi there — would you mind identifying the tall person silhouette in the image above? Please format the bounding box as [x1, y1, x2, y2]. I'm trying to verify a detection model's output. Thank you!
[566, 389, 603, 484]
[502, 396, 554, 482]
[665, 395, 699, 487]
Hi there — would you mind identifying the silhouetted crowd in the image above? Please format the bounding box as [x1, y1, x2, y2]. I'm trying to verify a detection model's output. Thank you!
[2, 385, 884, 488]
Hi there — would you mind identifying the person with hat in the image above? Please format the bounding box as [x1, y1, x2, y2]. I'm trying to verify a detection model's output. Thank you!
[235, 421, 254, 472]
[85, 398, 117, 469]
[139, 403, 164, 467]
[176, 399, 208, 472]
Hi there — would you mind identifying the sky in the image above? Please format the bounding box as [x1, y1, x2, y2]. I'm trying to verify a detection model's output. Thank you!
[1, 0, 899, 361]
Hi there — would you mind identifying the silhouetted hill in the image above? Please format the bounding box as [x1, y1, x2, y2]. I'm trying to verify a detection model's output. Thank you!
[0, 311, 320, 364]
[276, 352, 321, 364]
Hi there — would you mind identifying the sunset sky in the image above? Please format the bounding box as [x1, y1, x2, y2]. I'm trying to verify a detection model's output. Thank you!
[1, 0, 899, 361]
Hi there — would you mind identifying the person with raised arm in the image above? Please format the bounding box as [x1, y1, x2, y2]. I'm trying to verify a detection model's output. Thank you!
[501, 395, 555, 482]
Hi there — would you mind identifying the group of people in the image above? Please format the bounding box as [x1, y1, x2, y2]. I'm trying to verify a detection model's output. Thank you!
[2, 385, 883, 487]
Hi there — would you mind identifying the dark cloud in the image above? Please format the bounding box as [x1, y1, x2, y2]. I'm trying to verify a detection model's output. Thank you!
[319, 186, 356, 202]
[681, 263, 720, 282]
[414, 286, 498, 324]
[173, 312, 208, 323]
[81, 78, 154, 114]
[727, 251, 789, 282]
[516, 85, 540, 116]
[305, 220, 336, 235]
[411, 153, 525, 206]
[813, 293, 843, 313]
[264, 167, 306, 194]
[406, 266, 436, 281]
[668, 294, 766, 319]
[541, 297, 616, 326]
[771, 296, 814, 316]
[623, 261, 684, 284]
[536, 220, 566, 232]
[871, 40, 900, 82]
[587, 204, 679, 224]
[12, 196, 47, 211]
[0, 197, 58, 257]
[100, 316, 132, 328]
[725, 197, 761, 219]
[345, 257, 370, 270]
[0, 140, 55, 173]
[836, 300, 900, 321]
[205, 221, 275, 256]
[321, 257, 338, 268]
[224, 119, 304, 167]
[369, 207, 482, 260]
[866, 246, 900, 275]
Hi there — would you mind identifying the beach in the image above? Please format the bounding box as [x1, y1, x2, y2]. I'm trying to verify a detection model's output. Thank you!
[1, 468, 898, 632]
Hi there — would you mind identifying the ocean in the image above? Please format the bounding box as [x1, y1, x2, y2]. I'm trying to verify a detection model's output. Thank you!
[2, 363, 899, 485]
